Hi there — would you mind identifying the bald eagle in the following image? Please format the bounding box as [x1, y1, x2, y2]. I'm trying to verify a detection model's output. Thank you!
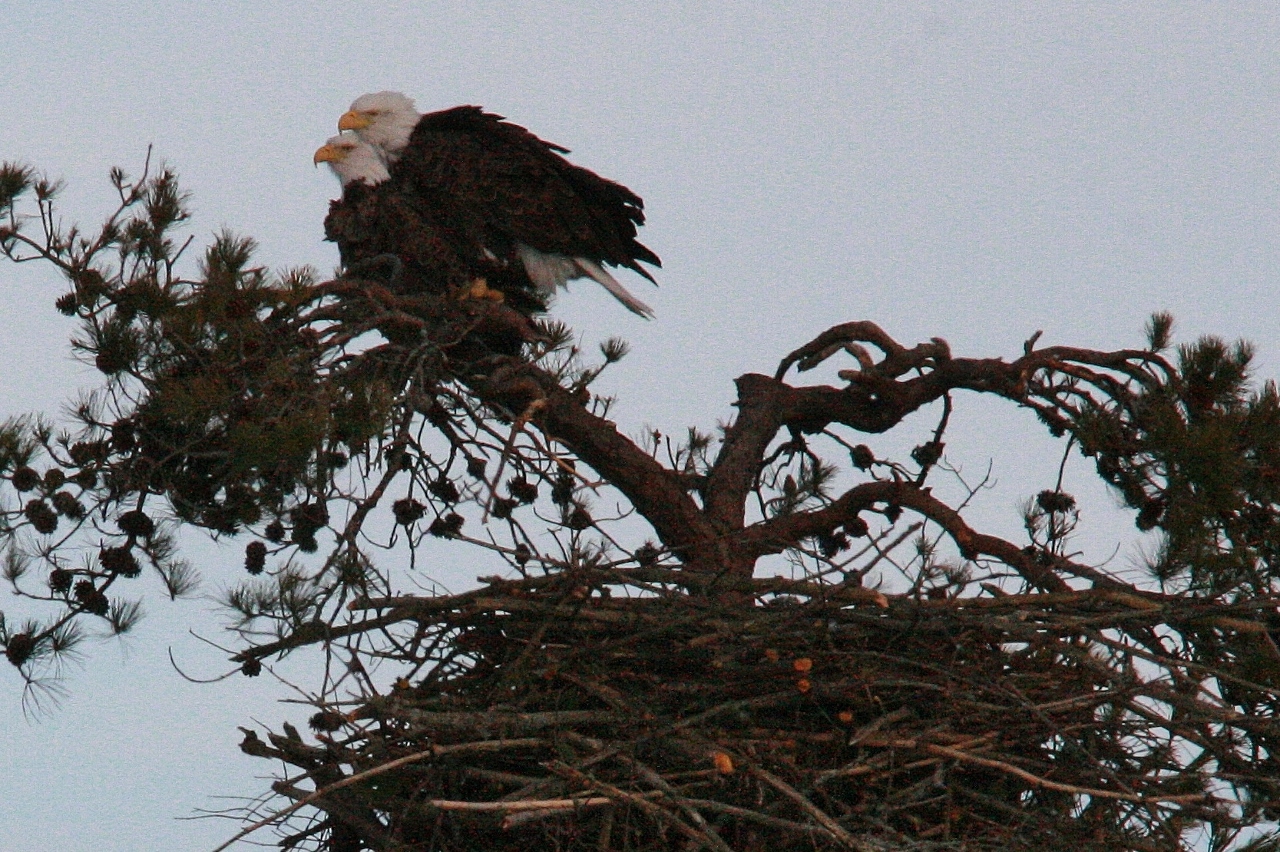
[314, 133, 389, 187]
[333, 92, 660, 318]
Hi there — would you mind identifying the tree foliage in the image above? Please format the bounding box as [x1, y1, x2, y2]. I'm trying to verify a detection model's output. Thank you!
[3, 158, 1280, 851]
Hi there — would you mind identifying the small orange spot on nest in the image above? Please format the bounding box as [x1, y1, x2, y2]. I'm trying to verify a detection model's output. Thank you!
[837, 710, 854, 724]
[796, 678, 812, 693]
[712, 752, 735, 774]
[793, 657, 813, 672]
[764, 649, 780, 662]
[393, 677, 411, 691]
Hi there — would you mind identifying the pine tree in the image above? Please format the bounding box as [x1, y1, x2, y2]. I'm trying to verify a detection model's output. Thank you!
[4, 157, 1280, 851]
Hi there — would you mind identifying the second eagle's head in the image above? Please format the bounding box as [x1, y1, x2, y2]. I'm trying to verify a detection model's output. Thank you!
[314, 133, 390, 187]
[338, 91, 420, 161]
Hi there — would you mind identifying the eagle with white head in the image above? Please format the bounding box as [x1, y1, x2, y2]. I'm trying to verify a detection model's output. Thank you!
[332, 92, 660, 318]
[338, 92, 420, 165]
[313, 133, 389, 187]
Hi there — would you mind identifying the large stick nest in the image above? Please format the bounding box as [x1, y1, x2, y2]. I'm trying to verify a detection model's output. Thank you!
[246, 565, 1273, 852]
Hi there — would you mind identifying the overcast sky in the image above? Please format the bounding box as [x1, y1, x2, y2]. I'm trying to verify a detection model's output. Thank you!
[3, 3, 1280, 849]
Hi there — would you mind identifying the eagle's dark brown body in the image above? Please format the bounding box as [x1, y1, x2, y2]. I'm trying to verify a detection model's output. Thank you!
[324, 180, 548, 316]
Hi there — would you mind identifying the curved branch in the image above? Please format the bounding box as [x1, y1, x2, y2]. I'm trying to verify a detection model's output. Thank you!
[740, 479, 1071, 592]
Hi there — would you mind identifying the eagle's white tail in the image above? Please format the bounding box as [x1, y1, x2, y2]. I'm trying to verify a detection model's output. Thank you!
[572, 258, 654, 319]
[517, 244, 654, 319]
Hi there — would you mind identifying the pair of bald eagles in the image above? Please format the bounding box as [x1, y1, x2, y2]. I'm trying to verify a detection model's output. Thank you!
[314, 92, 659, 318]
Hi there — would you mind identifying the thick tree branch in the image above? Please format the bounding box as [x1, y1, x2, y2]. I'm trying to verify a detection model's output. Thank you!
[532, 381, 728, 568]
[701, 374, 787, 534]
[739, 345, 1164, 439]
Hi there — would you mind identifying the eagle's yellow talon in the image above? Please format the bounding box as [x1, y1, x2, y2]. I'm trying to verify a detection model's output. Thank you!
[458, 278, 490, 301]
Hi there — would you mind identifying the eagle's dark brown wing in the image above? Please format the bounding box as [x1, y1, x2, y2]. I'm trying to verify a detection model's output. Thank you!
[397, 106, 660, 282]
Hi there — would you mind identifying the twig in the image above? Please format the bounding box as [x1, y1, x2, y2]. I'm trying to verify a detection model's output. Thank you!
[746, 762, 875, 851]
[210, 737, 550, 851]
[924, 743, 1208, 804]
[549, 761, 735, 852]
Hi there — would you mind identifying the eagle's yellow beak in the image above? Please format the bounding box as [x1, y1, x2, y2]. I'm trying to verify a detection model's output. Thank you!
[338, 110, 372, 132]
[313, 143, 344, 166]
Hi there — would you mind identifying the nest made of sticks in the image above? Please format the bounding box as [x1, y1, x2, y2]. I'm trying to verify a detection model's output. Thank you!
[256, 567, 1278, 852]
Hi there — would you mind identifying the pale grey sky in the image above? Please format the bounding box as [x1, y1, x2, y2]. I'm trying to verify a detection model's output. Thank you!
[3, 3, 1280, 849]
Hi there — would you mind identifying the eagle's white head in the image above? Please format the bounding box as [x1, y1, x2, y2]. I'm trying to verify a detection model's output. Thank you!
[313, 133, 390, 187]
[338, 91, 421, 162]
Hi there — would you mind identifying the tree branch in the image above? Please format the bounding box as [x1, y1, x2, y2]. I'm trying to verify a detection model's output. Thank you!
[741, 479, 1072, 592]
[531, 380, 730, 569]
